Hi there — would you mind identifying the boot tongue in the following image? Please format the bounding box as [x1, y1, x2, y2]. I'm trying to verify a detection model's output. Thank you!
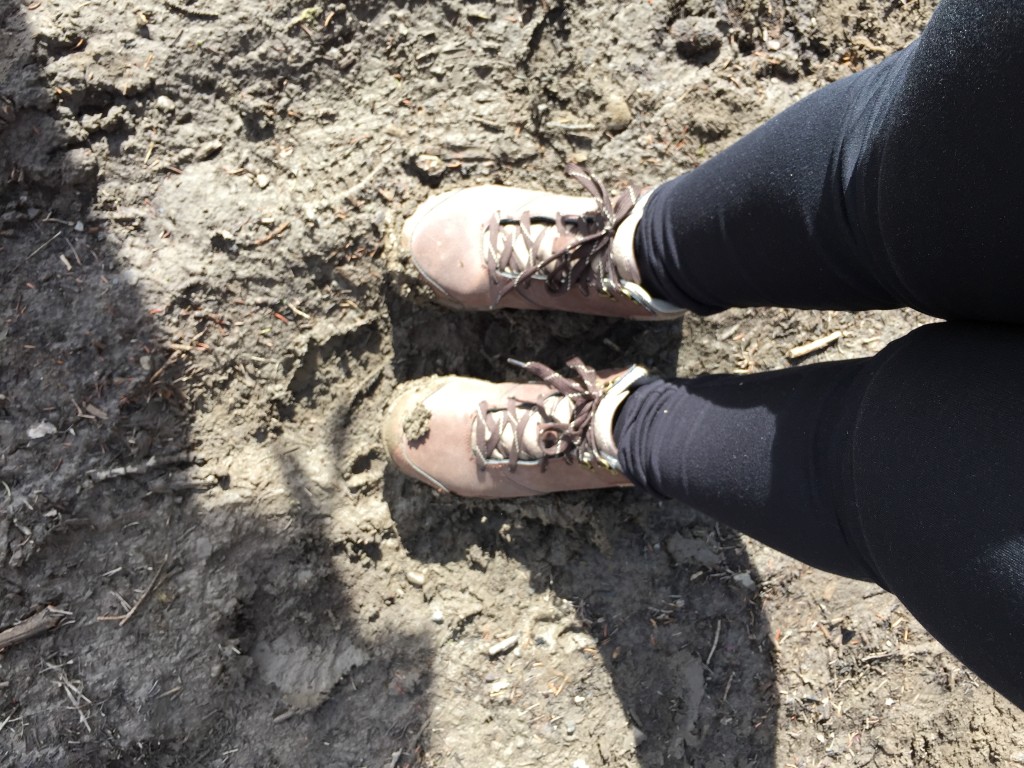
[502, 198, 597, 276]
[506, 226, 574, 276]
[609, 195, 645, 285]
[498, 395, 574, 460]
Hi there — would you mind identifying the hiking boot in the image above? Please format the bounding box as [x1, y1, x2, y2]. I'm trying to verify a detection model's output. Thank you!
[382, 358, 648, 498]
[402, 164, 685, 320]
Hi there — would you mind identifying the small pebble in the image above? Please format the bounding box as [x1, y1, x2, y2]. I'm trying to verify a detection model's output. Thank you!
[565, 720, 576, 735]
[732, 571, 756, 589]
[431, 609, 444, 624]
[670, 17, 723, 58]
[405, 571, 425, 587]
[604, 92, 632, 133]
[152, 95, 175, 113]
[256, 173, 271, 189]
[27, 421, 58, 439]
[194, 140, 223, 162]
[413, 153, 446, 180]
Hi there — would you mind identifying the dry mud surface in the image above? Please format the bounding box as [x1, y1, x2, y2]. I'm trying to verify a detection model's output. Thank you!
[3, 0, 1023, 766]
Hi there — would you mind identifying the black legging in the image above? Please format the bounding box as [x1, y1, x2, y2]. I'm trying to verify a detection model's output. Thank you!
[614, 0, 1024, 707]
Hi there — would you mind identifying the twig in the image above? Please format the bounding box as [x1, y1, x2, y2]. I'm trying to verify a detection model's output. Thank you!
[0, 606, 66, 651]
[487, 635, 519, 658]
[860, 651, 896, 663]
[340, 160, 387, 201]
[251, 221, 290, 247]
[162, 0, 219, 19]
[787, 331, 843, 360]
[96, 557, 168, 626]
[0, 710, 19, 734]
[86, 452, 192, 482]
[1, 231, 63, 281]
[722, 670, 735, 703]
[26, 232, 62, 261]
[148, 348, 182, 384]
[706, 618, 722, 666]
[43, 661, 92, 732]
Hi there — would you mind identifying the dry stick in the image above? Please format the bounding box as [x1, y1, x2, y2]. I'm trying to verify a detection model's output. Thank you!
[340, 160, 387, 202]
[148, 329, 207, 384]
[787, 330, 843, 360]
[148, 348, 183, 385]
[388, 720, 431, 768]
[162, 0, 220, 20]
[1, 231, 63, 281]
[251, 221, 290, 247]
[706, 618, 723, 667]
[0, 710, 17, 734]
[44, 661, 92, 733]
[86, 452, 192, 482]
[722, 670, 736, 704]
[487, 635, 519, 658]
[25, 231, 62, 261]
[0, 606, 65, 651]
[96, 557, 168, 626]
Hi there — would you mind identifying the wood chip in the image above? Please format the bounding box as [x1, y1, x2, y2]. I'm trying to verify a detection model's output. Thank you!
[487, 635, 519, 658]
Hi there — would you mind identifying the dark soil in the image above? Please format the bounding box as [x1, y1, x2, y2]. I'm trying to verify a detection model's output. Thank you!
[4, 0, 1023, 766]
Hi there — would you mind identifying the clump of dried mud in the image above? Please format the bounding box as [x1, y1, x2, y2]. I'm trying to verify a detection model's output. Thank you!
[4, 0, 1023, 766]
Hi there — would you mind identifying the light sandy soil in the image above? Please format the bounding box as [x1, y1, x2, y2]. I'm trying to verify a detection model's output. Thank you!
[4, 0, 1024, 766]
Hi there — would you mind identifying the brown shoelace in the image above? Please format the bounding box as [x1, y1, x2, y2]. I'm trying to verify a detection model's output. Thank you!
[486, 164, 642, 301]
[471, 357, 607, 471]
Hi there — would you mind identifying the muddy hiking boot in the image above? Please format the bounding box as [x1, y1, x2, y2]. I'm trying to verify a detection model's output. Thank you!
[383, 358, 648, 498]
[403, 164, 686, 319]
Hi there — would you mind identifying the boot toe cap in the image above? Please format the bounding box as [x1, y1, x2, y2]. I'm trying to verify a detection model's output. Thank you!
[382, 378, 457, 493]
[403, 190, 501, 311]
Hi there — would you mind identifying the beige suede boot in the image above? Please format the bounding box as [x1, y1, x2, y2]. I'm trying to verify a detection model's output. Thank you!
[402, 164, 685, 320]
[382, 358, 647, 498]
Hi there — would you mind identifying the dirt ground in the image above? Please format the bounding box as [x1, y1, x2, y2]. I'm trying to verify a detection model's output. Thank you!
[3, 0, 1024, 766]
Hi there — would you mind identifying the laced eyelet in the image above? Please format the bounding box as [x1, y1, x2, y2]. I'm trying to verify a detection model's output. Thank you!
[472, 358, 609, 473]
[539, 428, 562, 451]
[486, 165, 642, 305]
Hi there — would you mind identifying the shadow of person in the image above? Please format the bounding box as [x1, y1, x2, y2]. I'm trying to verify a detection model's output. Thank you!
[1, 4, 433, 766]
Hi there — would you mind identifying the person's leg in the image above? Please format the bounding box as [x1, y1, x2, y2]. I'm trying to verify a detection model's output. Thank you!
[638, 0, 1024, 321]
[615, 321, 1024, 707]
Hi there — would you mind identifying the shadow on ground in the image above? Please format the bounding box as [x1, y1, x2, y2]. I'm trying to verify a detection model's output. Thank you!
[384, 294, 779, 767]
[1, 5, 433, 765]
